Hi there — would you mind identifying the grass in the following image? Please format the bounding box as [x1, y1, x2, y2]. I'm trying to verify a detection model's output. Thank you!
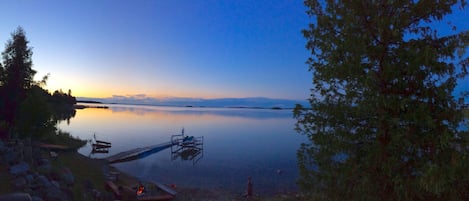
[464, 108, 469, 118]
[40, 130, 87, 150]
[0, 165, 10, 194]
[47, 151, 108, 201]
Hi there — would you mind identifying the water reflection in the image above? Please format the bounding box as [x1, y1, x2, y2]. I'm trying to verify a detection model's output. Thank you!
[108, 104, 293, 119]
[58, 104, 305, 195]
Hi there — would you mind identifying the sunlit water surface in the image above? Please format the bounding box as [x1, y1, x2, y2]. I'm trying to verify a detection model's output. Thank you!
[58, 104, 306, 195]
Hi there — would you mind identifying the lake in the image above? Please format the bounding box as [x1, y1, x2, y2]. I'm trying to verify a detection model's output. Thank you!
[58, 104, 306, 195]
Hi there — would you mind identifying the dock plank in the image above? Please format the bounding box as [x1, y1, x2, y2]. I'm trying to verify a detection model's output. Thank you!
[154, 182, 177, 196]
[106, 142, 173, 163]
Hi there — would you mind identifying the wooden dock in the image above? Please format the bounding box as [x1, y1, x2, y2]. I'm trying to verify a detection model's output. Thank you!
[106, 141, 174, 164]
[106, 129, 204, 164]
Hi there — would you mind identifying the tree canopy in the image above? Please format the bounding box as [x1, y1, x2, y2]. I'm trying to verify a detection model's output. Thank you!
[0, 27, 76, 139]
[294, 1, 469, 200]
[2, 27, 36, 92]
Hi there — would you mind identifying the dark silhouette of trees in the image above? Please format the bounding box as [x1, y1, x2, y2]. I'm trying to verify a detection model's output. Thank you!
[0, 27, 36, 138]
[0, 27, 77, 139]
[0, 27, 35, 138]
[51, 89, 77, 105]
[294, 1, 469, 200]
[15, 85, 55, 139]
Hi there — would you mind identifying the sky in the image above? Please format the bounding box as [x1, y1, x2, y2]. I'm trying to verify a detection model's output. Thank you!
[0, 0, 311, 100]
[0, 1, 468, 101]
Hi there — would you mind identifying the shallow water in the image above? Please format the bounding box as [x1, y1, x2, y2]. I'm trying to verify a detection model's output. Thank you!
[58, 104, 306, 195]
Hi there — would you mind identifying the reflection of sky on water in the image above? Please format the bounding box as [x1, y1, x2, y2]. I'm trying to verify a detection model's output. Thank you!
[108, 104, 294, 119]
[58, 104, 306, 195]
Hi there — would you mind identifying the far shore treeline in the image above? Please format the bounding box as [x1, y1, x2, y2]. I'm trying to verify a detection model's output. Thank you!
[0, 27, 77, 140]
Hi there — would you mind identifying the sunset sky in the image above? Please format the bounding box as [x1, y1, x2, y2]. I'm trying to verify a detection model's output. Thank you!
[0, 0, 468, 101]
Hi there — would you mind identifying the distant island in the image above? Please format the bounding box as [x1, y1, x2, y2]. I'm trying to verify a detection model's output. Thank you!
[74, 104, 109, 109]
[76, 100, 103, 104]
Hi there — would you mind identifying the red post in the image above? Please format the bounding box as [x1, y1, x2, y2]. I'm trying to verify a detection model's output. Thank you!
[246, 176, 253, 197]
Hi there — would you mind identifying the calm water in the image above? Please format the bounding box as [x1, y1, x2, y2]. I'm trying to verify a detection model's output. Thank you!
[58, 104, 306, 195]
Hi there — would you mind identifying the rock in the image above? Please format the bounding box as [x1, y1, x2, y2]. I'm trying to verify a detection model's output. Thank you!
[9, 161, 29, 175]
[51, 180, 60, 189]
[17, 141, 24, 161]
[83, 180, 94, 190]
[36, 159, 52, 173]
[35, 175, 51, 188]
[0, 140, 6, 153]
[31, 146, 41, 161]
[61, 167, 74, 186]
[11, 176, 27, 188]
[45, 187, 69, 201]
[0, 193, 32, 201]
[31, 196, 43, 201]
[24, 174, 34, 184]
[4, 149, 18, 164]
[37, 158, 50, 166]
[23, 146, 33, 164]
[49, 151, 58, 160]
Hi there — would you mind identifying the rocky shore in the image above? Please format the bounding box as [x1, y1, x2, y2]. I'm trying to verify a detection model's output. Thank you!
[0, 139, 116, 201]
[0, 139, 303, 201]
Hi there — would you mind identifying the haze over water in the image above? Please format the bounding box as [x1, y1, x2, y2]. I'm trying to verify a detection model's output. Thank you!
[58, 103, 306, 195]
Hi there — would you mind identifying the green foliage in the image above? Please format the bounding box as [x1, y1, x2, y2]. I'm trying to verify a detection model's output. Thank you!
[14, 85, 55, 139]
[295, 1, 469, 200]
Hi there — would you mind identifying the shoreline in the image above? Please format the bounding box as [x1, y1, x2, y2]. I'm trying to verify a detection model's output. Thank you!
[0, 139, 300, 200]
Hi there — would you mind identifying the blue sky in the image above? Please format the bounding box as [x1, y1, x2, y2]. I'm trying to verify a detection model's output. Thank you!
[0, 1, 468, 101]
[0, 0, 311, 100]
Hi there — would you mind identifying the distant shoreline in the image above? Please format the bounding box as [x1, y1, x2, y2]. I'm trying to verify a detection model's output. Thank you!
[76, 100, 103, 104]
[74, 104, 109, 109]
[78, 101, 294, 110]
[77, 96, 309, 109]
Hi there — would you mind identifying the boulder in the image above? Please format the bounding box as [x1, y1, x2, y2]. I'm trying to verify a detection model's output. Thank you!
[4, 149, 18, 164]
[24, 174, 34, 184]
[35, 175, 51, 188]
[0, 140, 6, 153]
[31, 146, 42, 161]
[30, 196, 43, 201]
[11, 176, 27, 188]
[0, 193, 32, 201]
[36, 160, 52, 173]
[61, 167, 74, 186]
[23, 146, 33, 164]
[44, 186, 69, 201]
[9, 161, 29, 175]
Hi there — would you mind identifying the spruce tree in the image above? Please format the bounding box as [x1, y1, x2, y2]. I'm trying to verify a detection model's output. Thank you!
[2, 27, 35, 92]
[294, 1, 469, 200]
[1, 27, 36, 136]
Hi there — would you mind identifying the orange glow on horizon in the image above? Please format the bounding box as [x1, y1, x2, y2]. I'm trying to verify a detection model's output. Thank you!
[43, 74, 242, 99]
[46, 85, 237, 99]
[41, 71, 245, 99]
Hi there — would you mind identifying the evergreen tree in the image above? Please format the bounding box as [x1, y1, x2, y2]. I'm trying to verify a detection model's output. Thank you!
[0, 62, 4, 85]
[1, 27, 36, 131]
[2, 27, 35, 92]
[294, 1, 469, 200]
